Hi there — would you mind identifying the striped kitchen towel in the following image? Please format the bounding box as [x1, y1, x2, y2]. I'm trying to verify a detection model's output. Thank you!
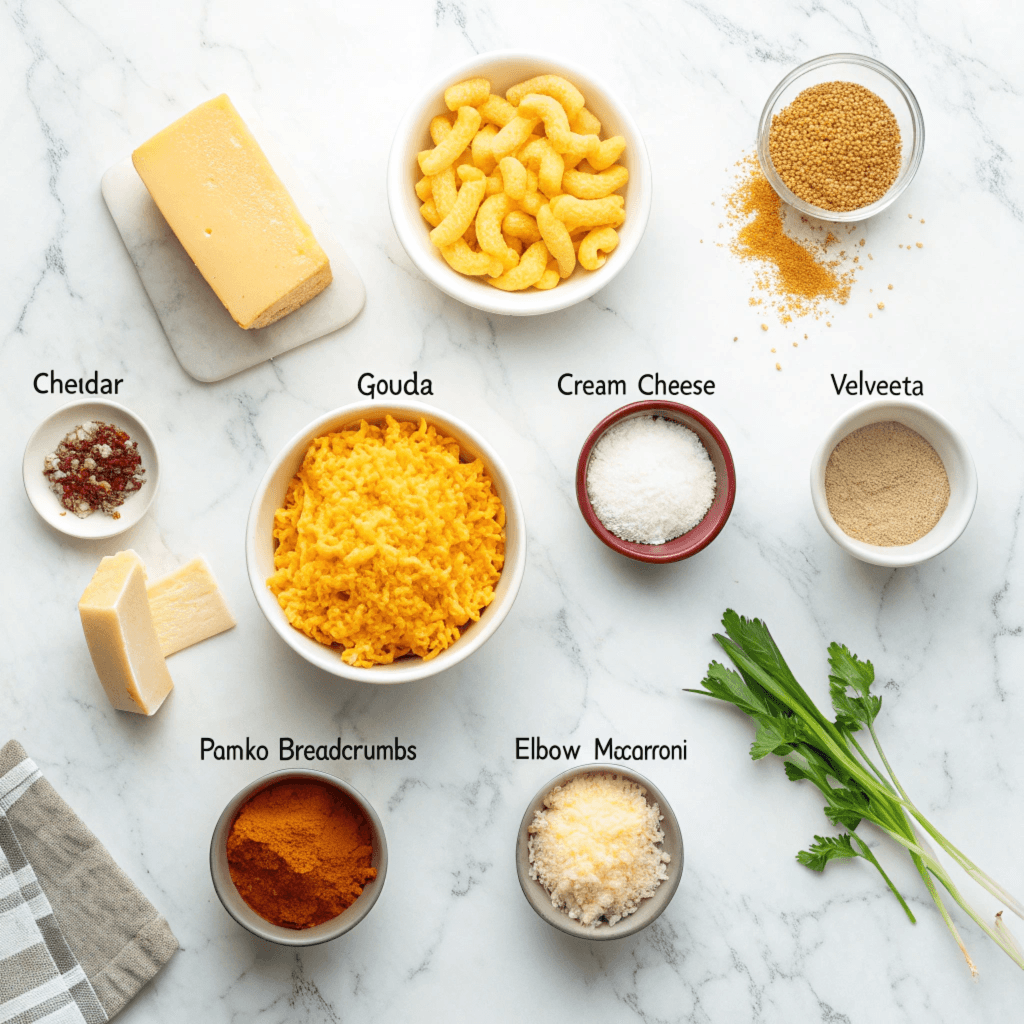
[0, 742, 177, 1021]
[0, 756, 105, 1024]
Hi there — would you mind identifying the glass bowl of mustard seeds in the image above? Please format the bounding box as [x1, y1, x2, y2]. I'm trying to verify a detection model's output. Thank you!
[757, 53, 924, 221]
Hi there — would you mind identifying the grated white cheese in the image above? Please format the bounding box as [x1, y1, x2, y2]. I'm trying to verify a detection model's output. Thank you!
[528, 772, 670, 927]
[586, 415, 717, 544]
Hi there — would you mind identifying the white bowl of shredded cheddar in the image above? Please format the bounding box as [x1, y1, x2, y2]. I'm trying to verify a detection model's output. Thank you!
[246, 402, 526, 683]
[387, 51, 652, 316]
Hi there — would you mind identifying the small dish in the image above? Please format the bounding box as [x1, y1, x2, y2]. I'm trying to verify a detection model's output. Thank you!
[516, 763, 683, 940]
[576, 400, 736, 563]
[757, 53, 925, 221]
[810, 398, 977, 567]
[387, 50, 652, 316]
[246, 401, 526, 683]
[210, 769, 387, 946]
[23, 399, 160, 539]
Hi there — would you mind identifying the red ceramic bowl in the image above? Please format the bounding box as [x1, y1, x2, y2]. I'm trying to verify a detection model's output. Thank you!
[576, 401, 736, 563]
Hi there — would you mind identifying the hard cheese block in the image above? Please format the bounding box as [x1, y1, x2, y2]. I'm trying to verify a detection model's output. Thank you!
[147, 556, 236, 657]
[79, 550, 174, 716]
[131, 94, 332, 330]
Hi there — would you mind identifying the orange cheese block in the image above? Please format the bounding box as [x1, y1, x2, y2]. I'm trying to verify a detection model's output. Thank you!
[132, 95, 332, 329]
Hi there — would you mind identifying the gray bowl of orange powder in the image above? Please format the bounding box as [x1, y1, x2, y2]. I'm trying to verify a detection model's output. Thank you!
[210, 769, 387, 945]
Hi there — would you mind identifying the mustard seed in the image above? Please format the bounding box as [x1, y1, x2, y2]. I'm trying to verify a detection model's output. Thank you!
[769, 82, 902, 212]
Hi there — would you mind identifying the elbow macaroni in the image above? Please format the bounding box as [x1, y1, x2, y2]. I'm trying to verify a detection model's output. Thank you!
[414, 73, 628, 291]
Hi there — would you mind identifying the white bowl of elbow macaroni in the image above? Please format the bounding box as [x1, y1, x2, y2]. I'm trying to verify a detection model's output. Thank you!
[387, 51, 652, 317]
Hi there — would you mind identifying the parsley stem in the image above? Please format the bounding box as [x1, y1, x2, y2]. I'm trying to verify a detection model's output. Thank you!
[926, 858, 1024, 972]
[912, 853, 978, 978]
[910, 811, 1024, 922]
[850, 832, 916, 923]
[867, 721, 911, 802]
[865, 718, 1024, 921]
[848, 732, 898, 795]
[996, 912, 1024, 959]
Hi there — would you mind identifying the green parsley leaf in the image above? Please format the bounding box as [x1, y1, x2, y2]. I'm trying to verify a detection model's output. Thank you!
[691, 661, 772, 718]
[828, 642, 882, 732]
[750, 717, 804, 759]
[797, 833, 860, 871]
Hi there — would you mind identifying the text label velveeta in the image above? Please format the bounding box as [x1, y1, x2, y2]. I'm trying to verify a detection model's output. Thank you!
[200, 736, 417, 762]
[516, 737, 687, 762]
[559, 373, 715, 396]
[831, 371, 924, 396]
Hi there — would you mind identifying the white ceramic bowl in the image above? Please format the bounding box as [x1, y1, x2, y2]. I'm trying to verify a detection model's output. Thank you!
[210, 769, 387, 946]
[22, 399, 160, 539]
[387, 50, 652, 316]
[810, 399, 977, 567]
[246, 401, 526, 683]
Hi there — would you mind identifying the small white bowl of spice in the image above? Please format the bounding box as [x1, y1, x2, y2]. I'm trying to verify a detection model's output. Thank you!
[810, 399, 977, 568]
[23, 400, 159, 539]
[516, 764, 683, 939]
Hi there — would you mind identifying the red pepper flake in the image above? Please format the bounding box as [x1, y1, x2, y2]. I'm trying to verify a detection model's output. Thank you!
[43, 421, 145, 518]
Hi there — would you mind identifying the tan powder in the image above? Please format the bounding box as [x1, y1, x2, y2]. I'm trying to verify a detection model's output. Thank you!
[825, 421, 950, 546]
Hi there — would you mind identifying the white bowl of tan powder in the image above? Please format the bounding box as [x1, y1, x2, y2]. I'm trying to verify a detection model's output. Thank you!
[810, 399, 977, 568]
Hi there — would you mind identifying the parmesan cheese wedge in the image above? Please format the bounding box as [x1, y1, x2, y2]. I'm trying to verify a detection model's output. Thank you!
[132, 95, 332, 330]
[147, 556, 236, 657]
[79, 551, 174, 716]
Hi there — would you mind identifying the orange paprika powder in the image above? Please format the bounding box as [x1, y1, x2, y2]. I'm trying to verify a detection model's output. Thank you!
[227, 779, 377, 929]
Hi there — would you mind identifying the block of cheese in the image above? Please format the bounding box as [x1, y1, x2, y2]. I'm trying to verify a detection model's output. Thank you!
[147, 556, 236, 657]
[79, 551, 174, 716]
[131, 94, 332, 330]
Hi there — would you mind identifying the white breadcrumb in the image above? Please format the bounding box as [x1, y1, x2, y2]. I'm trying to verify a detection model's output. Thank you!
[528, 772, 670, 927]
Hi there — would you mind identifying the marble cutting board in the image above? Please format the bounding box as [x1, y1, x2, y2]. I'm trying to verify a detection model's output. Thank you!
[101, 109, 365, 383]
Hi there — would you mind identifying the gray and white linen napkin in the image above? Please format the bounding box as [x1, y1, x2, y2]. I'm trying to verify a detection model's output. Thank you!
[0, 741, 178, 1022]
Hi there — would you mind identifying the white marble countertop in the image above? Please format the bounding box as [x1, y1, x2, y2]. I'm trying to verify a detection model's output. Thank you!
[3, 0, 1024, 1020]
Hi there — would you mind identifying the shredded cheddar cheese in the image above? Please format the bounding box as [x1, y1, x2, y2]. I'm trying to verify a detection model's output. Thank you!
[268, 416, 505, 667]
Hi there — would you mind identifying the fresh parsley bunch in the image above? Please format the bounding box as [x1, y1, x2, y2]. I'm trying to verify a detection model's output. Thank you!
[688, 610, 1024, 976]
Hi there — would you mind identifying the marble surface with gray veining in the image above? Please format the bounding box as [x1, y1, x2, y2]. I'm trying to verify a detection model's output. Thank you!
[2, 0, 1024, 1020]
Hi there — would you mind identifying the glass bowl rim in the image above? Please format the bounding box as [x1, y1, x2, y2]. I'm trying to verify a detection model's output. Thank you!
[756, 52, 925, 222]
